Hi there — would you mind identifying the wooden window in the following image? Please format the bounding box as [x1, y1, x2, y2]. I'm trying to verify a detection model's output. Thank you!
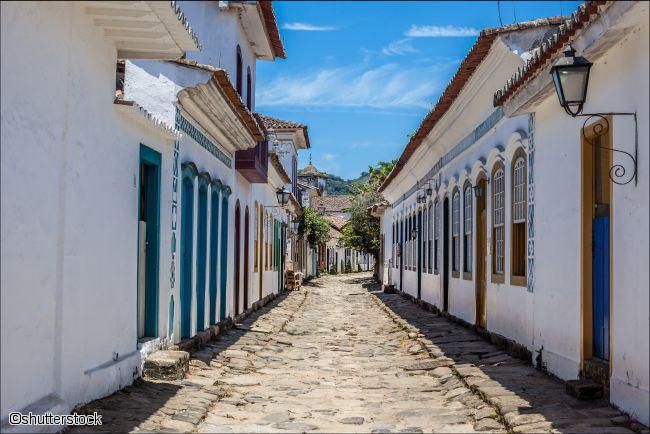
[246, 66, 252, 110]
[463, 183, 472, 279]
[452, 190, 460, 277]
[236, 45, 243, 97]
[411, 213, 415, 270]
[511, 152, 527, 286]
[492, 165, 505, 283]
[254, 203, 258, 271]
[434, 199, 439, 274]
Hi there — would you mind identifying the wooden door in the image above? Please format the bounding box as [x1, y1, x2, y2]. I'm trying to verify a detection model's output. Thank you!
[234, 201, 241, 315]
[244, 207, 249, 311]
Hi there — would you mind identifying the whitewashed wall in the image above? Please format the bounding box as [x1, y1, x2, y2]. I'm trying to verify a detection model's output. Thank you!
[1, 1, 173, 425]
[532, 17, 649, 423]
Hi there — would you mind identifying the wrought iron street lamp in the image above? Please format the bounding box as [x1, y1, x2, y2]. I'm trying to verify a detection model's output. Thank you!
[276, 187, 290, 207]
[291, 219, 300, 233]
[472, 184, 483, 197]
[550, 46, 593, 117]
[550, 45, 637, 186]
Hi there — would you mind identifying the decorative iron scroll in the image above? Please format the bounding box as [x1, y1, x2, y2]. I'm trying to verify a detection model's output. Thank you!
[580, 113, 638, 186]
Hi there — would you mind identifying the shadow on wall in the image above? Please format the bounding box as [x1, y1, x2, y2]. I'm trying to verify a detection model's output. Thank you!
[69, 292, 290, 433]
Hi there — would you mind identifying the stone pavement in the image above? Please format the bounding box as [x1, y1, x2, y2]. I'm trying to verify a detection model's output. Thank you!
[69, 273, 647, 433]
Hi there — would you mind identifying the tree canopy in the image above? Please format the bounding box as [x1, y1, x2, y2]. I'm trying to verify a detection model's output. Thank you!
[298, 207, 330, 246]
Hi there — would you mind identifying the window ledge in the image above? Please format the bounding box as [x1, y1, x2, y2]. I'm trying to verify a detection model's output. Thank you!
[492, 273, 505, 284]
[510, 275, 527, 287]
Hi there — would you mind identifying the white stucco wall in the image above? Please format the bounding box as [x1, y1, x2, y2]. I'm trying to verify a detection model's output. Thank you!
[1, 1, 174, 425]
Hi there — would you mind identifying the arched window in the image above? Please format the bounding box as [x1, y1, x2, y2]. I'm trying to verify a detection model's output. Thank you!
[492, 164, 505, 282]
[463, 182, 473, 277]
[236, 45, 243, 97]
[511, 151, 527, 285]
[434, 199, 440, 274]
[246, 66, 252, 110]
[452, 189, 460, 276]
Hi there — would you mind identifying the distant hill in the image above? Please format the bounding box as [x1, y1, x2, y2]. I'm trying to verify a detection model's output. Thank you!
[325, 171, 369, 195]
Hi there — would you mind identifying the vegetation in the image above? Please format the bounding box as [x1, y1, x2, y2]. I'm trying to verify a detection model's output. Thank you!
[298, 207, 330, 246]
[340, 160, 395, 280]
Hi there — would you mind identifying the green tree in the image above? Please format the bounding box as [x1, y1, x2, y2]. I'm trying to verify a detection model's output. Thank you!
[341, 160, 395, 280]
[298, 207, 330, 247]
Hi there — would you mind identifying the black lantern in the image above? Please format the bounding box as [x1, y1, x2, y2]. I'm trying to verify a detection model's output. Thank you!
[550, 46, 592, 117]
[426, 186, 433, 196]
[473, 184, 483, 197]
[276, 187, 290, 206]
[291, 219, 300, 233]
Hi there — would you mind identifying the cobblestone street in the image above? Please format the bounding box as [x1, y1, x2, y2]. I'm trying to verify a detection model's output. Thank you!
[72, 273, 645, 433]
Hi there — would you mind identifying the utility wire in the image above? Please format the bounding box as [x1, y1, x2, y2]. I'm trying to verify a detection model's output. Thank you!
[497, 0, 503, 26]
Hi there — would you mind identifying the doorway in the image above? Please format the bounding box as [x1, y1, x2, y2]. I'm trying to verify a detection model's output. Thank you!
[443, 197, 450, 311]
[243, 206, 250, 311]
[137, 145, 161, 339]
[475, 178, 487, 328]
[234, 201, 241, 316]
[259, 206, 264, 300]
[581, 119, 612, 363]
[209, 188, 219, 325]
[195, 180, 208, 332]
[180, 167, 194, 339]
[417, 209, 422, 299]
[399, 219, 404, 291]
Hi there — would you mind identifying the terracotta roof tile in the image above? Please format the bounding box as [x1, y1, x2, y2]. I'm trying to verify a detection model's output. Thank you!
[325, 215, 349, 231]
[311, 195, 352, 212]
[493, 1, 606, 107]
[379, 17, 566, 192]
[258, 1, 286, 59]
[258, 114, 311, 148]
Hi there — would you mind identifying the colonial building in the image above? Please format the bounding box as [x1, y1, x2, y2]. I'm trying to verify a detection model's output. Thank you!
[1, 1, 304, 430]
[298, 158, 328, 194]
[377, 1, 648, 424]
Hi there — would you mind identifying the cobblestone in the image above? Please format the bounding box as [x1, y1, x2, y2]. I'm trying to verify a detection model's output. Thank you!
[69, 273, 646, 433]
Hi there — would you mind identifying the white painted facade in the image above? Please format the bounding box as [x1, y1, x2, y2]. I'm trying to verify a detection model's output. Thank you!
[1, 1, 291, 430]
[379, 3, 648, 424]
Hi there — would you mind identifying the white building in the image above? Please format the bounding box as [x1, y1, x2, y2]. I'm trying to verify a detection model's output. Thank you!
[1, 0, 292, 430]
[378, 1, 648, 424]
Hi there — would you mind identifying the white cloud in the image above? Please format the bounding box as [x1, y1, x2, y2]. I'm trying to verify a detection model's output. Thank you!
[282, 22, 337, 31]
[382, 38, 418, 56]
[257, 63, 450, 110]
[406, 25, 479, 37]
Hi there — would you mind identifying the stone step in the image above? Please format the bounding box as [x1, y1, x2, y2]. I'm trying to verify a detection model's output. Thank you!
[566, 379, 604, 400]
[143, 350, 189, 381]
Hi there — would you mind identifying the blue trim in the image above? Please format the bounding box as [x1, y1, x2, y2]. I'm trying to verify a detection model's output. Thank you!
[209, 186, 220, 324]
[392, 107, 505, 208]
[138, 144, 161, 338]
[176, 110, 232, 168]
[219, 195, 229, 320]
[180, 169, 194, 339]
[196, 177, 208, 332]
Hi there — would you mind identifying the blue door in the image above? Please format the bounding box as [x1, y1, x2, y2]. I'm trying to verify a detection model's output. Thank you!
[196, 181, 208, 332]
[592, 215, 610, 360]
[417, 210, 422, 299]
[219, 194, 229, 320]
[138, 145, 161, 338]
[209, 188, 220, 324]
[180, 173, 194, 339]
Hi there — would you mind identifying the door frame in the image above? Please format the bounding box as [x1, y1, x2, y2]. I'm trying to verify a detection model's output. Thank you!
[234, 200, 241, 316]
[195, 175, 209, 332]
[580, 116, 614, 368]
[243, 206, 250, 311]
[475, 176, 487, 328]
[443, 196, 450, 311]
[180, 163, 197, 339]
[417, 209, 422, 299]
[138, 144, 161, 339]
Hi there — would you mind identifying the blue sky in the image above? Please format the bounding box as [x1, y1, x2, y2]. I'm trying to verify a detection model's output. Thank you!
[256, 1, 582, 179]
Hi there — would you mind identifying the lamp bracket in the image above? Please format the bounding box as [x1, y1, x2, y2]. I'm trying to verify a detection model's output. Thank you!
[578, 112, 637, 186]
